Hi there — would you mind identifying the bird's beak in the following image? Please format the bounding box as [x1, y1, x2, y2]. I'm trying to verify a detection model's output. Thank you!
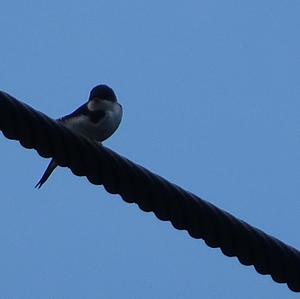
[87, 98, 102, 111]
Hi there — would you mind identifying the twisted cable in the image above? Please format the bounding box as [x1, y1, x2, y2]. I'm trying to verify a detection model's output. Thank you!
[0, 91, 299, 292]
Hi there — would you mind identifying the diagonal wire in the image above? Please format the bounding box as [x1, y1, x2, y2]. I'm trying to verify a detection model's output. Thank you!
[0, 90, 299, 292]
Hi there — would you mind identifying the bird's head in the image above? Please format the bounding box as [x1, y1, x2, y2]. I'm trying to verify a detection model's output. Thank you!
[87, 84, 117, 111]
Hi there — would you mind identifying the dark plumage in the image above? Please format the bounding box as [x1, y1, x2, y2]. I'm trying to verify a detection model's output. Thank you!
[89, 85, 117, 102]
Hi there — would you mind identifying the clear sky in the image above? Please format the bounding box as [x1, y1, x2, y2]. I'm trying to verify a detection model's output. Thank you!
[1, 1, 299, 298]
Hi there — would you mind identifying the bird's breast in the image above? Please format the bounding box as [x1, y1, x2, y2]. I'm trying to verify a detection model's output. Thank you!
[62, 103, 122, 142]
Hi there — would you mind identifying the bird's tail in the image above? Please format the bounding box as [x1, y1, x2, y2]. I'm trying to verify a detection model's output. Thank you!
[35, 159, 58, 189]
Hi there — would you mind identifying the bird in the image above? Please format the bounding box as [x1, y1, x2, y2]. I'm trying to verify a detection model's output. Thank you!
[35, 84, 122, 189]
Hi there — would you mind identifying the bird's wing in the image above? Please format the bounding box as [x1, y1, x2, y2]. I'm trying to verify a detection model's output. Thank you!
[58, 103, 88, 122]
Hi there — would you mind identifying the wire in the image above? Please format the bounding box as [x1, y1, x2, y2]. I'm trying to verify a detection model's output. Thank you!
[0, 90, 299, 292]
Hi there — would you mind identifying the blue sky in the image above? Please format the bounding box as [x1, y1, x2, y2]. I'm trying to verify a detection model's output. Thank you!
[1, 1, 300, 298]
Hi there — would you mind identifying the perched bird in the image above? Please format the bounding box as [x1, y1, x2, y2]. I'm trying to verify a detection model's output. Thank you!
[35, 84, 122, 189]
